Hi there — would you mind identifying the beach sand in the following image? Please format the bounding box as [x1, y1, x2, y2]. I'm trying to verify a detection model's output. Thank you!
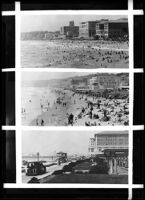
[22, 87, 129, 126]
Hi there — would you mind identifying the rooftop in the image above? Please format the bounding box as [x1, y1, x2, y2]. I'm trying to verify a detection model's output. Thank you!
[94, 131, 128, 137]
[80, 20, 100, 24]
[98, 18, 128, 24]
[57, 151, 67, 154]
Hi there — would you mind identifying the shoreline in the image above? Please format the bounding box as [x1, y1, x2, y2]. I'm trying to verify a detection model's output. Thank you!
[21, 40, 129, 68]
[21, 88, 129, 126]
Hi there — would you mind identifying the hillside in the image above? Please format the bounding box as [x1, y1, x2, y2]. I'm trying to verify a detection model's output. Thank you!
[22, 73, 129, 88]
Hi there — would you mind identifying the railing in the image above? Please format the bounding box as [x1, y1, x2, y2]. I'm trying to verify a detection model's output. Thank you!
[97, 145, 128, 150]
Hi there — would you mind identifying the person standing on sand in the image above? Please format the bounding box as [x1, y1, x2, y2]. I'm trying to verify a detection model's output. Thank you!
[36, 118, 39, 126]
[82, 107, 85, 114]
[41, 119, 44, 126]
[57, 158, 61, 165]
[97, 101, 101, 109]
[68, 113, 74, 126]
[89, 110, 93, 119]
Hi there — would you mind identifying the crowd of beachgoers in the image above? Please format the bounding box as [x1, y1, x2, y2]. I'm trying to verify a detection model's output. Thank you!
[21, 39, 129, 68]
[22, 87, 129, 126]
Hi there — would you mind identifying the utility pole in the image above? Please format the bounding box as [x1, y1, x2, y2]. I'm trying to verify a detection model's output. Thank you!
[37, 152, 39, 162]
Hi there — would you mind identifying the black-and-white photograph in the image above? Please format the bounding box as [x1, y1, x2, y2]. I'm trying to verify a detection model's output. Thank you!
[21, 15, 129, 68]
[22, 131, 128, 184]
[1, 1, 144, 200]
[21, 72, 129, 126]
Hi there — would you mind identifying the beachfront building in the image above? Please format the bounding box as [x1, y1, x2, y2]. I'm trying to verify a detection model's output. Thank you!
[94, 132, 128, 152]
[88, 138, 96, 157]
[95, 18, 128, 40]
[88, 131, 128, 174]
[89, 74, 120, 91]
[79, 21, 99, 39]
[70, 77, 89, 90]
[60, 21, 79, 39]
[88, 132, 128, 155]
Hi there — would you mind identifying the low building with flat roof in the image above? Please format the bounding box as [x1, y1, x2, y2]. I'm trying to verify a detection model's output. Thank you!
[70, 77, 89, 90]
[89, 74, 121, 91]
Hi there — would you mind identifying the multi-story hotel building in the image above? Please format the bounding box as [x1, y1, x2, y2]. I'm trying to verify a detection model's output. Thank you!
[88, 131, 128, 155]
[96, 18, 128, 40]
[79, 21, 99, 39]
[60, 21, 79, 39]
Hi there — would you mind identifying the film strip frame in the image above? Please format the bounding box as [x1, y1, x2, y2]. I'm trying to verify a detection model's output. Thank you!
[1, 1, 144, 199]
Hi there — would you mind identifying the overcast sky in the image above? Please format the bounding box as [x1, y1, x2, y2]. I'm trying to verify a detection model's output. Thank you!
[22, 131, 128, 156]
[21, 72, 96, 82]
[21, 15, 127, 32]
[21, 72, 120, 82]
[22, 131, 97, 156]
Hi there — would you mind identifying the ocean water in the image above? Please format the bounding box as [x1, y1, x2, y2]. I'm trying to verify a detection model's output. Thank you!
[22, 156, 57, 163]
[21, 86, 57, 125]
[21, 40, 62, 68]
[21, 40, 129, 68]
